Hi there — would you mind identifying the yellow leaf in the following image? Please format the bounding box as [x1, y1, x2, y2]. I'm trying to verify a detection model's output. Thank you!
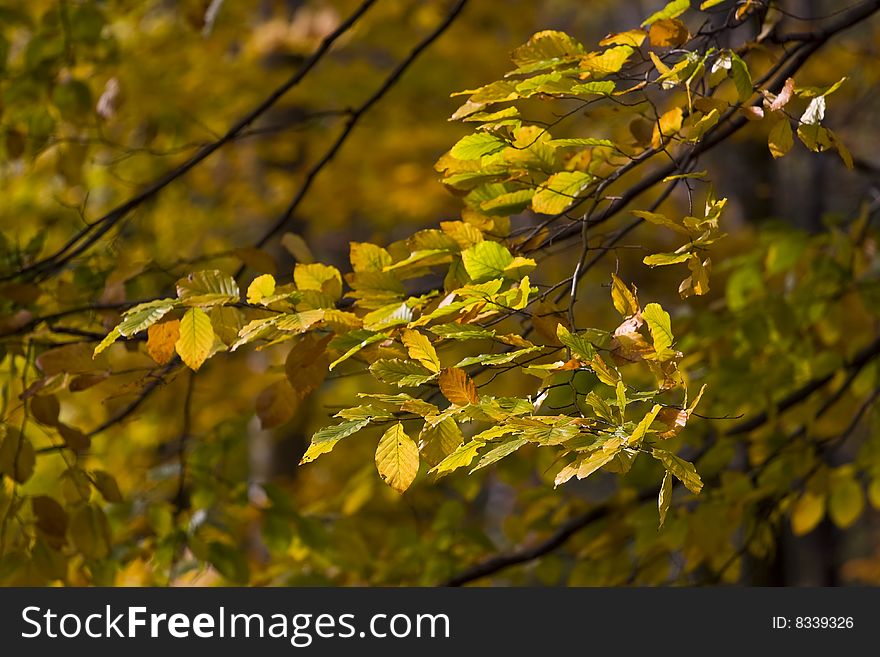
[69, 504, 111, 560]
[768, 117, 793, 159]
[375, 423, 419, 493]
[438, 367, 479, 405]
[418, 419, 463, 468]
[599, 30, 646, 48]
[175, 308, 214, 371]
[629, 404, 662, 445]
[350, 242, 392, 272]
[791, 490, 825, 536]
[652, 107, 684, 148]
[401, 328, 440, 373]
[246, 274, 276, 304]
[294, 263, 342, 298]
[658, 470, 673, 527]
[611, 273, 639, 317]
[147, 319, 180, 365]
[829, 475, 864, 529]
[868, 479, 880, 510]
[590, 353, 620, 387]
[280, 232, 314, 263]
[579, 45, 634, 77]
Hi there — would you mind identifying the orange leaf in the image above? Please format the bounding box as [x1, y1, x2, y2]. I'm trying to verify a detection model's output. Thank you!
[439, 368, 479, 405]
[147, 319, 180, 365]
[648, 19, 689, 48]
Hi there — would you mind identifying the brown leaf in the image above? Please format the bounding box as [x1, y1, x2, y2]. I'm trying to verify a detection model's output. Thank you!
[58, 423, 90, 451]
[92, 470, 123, 503]
[439, 368, 479, 405]
[255, 379, 299, 429]
[30, 394, 60, 426]
[657, 407, 688, 439]
[32, 495, 68, 538]
[147, 319, 180, 365]
[36, 343, 98, 375]
[0, 427, 35, 483]
[285, 333, 331, 401]
[69, 371, 110, 392]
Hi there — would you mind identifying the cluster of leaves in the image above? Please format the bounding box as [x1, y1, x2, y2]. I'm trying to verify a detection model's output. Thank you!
[2, 0, 880, 586]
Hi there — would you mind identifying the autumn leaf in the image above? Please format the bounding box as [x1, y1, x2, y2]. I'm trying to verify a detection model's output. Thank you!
[375, 423, 420, 493]
[147, 319, 180, 365]
[175, 308, 214, 371]
[438, 367, 479, 405]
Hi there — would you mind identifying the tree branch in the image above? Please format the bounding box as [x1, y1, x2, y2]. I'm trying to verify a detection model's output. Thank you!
[240, 0, 470, 269]
[3, 0, 380, 283]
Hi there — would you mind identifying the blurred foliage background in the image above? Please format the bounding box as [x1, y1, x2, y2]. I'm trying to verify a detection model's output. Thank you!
[1, 0, 880, 586]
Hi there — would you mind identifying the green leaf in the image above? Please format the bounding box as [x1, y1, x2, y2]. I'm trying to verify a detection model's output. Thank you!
[556, 325, 595, 360]
[455, 346, 542, 368]
[585, 391, 615, 423]
[643, 251, 692, 266]
[511, 30, 586, 72]
[531, 171, 592, 215]
[566, 81, 616, 97]
[546, 137, 615, 148]
[350, 242, 393, 272]
[615, 381, 627, 422]
[652, 449, 702, 494]
[729, 52, 752, 102]
[375, 423, 420, 493]
[450, 133, 508, 160]
[429, 440, 485, 475]
[699, 0, 725, 8]
[628, 404, 662, 446]
[117, 299, 177, 336]
[334, 405, 394, 421]
[658, 470, 672, 527]
[301, 418, 371, 464]
[642, 302, 674, 352]
[176, 270, 239, 307]
[480, 189, 535, 214]
[369, 359, 437, 387]
[363, 302, 413, 330]
[246, 274, 276, 304]
[175, 307, 215, 371]
[461, 241, 514, 283]
[642, 0, 690, 27]
[329, 330, 385, 369]
[470, 437, 528, 473]
[206, 541, 249, 584]
[429, 323, 496, 341]
[93, 326, 122, 357]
